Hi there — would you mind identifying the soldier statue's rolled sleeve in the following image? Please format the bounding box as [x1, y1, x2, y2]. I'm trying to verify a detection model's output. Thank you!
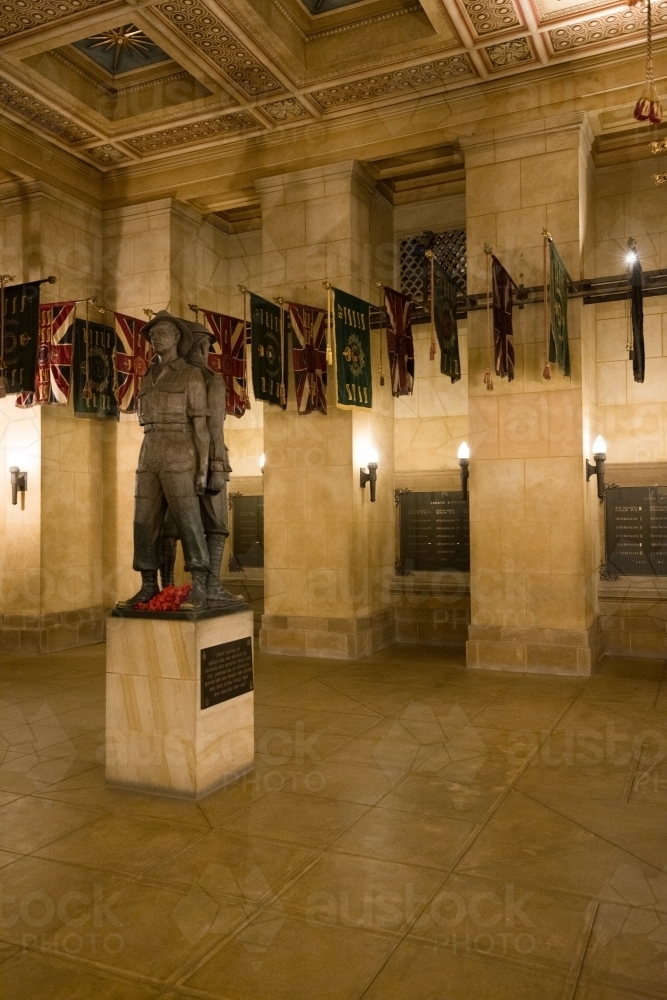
[133, 358, 210, 573]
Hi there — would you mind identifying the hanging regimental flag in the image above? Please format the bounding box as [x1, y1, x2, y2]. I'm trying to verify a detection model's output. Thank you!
[433, 262, 461, 384]
[548, 241, 571, 378]
[73, 317, 118, 419]
[16, 301, 76, 408]
[114, 313, 153, 414]
[203, 309, 249, 417]
[1, 282, 40, 394]
[250, 293, 286, 409]
[384, 287, 414, 397]
[334, 288, 372, 409]
[288, 301, 327, 415]
[492, 256, 514, 382]
[630, 255, 645, 384]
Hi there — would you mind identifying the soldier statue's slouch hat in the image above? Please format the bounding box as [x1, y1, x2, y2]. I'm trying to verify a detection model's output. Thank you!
[186, 320, 214, 347]
[141, 310, 194, 357]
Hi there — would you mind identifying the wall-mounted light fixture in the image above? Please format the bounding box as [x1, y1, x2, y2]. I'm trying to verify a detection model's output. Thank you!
[9, 466, 27, 506]
[458, 442, 470, 501]
[360, 447, 378, 503]
[259, 453, 265, 475]
[586, 436, 607, 502]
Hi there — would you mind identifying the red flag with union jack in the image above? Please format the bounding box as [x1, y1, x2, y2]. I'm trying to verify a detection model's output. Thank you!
[114, 313, 153, 414]
[287, 302, 327, 415]
[15, 301, 76, 408]
[202, 310, 249, 417]
[384, 286, 414, 397]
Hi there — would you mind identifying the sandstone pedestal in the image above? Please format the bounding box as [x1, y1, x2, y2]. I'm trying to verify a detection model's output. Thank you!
[106, 610, 254, 799]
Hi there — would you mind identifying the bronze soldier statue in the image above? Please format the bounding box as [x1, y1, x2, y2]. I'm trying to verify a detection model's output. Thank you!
[116, 311, 211, 611]
[160, 322, 245, 611]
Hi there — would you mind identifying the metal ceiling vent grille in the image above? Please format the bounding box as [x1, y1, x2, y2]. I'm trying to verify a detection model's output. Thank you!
[399, 229, 467, 303]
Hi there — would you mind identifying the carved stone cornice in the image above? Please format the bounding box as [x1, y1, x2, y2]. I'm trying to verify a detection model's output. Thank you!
[124, 109, 261, 153]
[0, 78, 93, 143]
[0, 0, 114, 39]
[310, 55, 474, 111]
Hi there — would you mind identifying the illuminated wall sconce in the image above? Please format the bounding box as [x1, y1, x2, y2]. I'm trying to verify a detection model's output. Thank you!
[458, 442, 470, 501]
[360, 447, 378, 503]
[586, 436, 607, 502]
[259, 453, 265, 475]
[9, 466, 27, 506]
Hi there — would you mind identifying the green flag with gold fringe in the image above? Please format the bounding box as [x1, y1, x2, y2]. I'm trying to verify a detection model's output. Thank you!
[1, 281, 41, 394]
[334, 288, 372, 409]
[250, 293, 287, 409]
[73, 317, 118, 419]
[548, 240, 571, 378]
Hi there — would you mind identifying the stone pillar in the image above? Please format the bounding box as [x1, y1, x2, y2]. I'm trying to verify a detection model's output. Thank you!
[255, 163, 396, 658]
[463, 114, 603, 676]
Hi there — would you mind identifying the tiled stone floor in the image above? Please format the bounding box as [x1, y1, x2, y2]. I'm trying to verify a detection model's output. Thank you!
[0, 642, 664, 999]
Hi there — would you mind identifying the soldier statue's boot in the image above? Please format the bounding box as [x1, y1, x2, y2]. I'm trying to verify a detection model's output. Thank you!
[159, 537, 177, 590]
[206, 535, 247, 610]
[115, 571, 160, 609]
[181, 570, 208, 611]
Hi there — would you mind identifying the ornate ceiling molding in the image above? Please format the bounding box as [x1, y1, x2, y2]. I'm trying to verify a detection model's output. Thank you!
[0, 0, 115, 40]
[153, 0, 284, 97]
[310, 55, 474, 110]
[549, 3, 667, 52]
[0, 79, 93, 142]
[460, 0, 521, 36]
[86, 143, 130, 164]
[124, 108, 260, 152]
[485, 36, 533, 66]
[261, 97, 309, 121]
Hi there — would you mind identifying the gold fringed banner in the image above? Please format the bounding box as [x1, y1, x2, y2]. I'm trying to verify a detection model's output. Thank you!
[483, 245, 494, 391]
[375, 280, 385, 386]
[238, 284, 251, 406]
[542, 230, 552, 380]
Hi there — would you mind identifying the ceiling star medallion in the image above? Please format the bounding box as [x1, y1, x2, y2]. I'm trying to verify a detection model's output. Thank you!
[88, 24, 155, 71]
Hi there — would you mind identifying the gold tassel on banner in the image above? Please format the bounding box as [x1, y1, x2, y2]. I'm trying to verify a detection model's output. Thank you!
[375, 280, 386, 386]
[323, 280, 334, 366]
[82, 297, 94, 402]
[631, 0, 663, 124]
[483, 244, 494, 391]
[542, 230, 552, 380]
[0, 274, 14, 399]
[188, 303, 200, 320]
[273, 295, 286, 407]
[425, 250, 436, 361]
[238, 284, 251, 407]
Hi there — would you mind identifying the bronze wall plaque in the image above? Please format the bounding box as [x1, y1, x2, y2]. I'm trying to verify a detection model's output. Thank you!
[605, 486, 667, 576]
[233, 496, 264, 568]
[200, 636, 254, 710]
[398, 491, 470, 573]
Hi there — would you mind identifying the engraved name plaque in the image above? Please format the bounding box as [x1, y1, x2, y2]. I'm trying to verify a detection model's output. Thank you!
[399, 491, 470, 573]
[605, 486, 667, 577]
[200, 636, 254, 710]
[233, 495, 264, 568]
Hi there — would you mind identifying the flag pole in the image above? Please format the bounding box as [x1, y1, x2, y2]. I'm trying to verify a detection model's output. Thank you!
[322, 281, 334, 366]
[483, 244, 494, 391]
[425, 251, 436, 361]
[374, 281, 386, 387]
[542, 229, 552, 380]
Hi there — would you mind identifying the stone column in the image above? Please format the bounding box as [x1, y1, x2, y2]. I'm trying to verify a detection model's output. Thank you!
[255, 162, 396, 658]
[463, 113, 603, 676]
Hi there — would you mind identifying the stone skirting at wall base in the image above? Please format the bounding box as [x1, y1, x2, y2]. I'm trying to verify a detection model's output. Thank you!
[600, 583, 667, 658]
[395, 606, 469, 647]
[466, 620, 604, 676]
[260, 608, 396, 660]
[0, 607, 106, 655]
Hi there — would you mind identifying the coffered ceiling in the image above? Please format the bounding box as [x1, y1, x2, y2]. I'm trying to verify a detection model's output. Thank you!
[0, 0, 663, 179]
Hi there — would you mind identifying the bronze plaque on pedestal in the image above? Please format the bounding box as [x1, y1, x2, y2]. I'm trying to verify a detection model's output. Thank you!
[200, 636, 254, 709]
[398, 491, 470, 573]
[605, 486, 667, 576]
